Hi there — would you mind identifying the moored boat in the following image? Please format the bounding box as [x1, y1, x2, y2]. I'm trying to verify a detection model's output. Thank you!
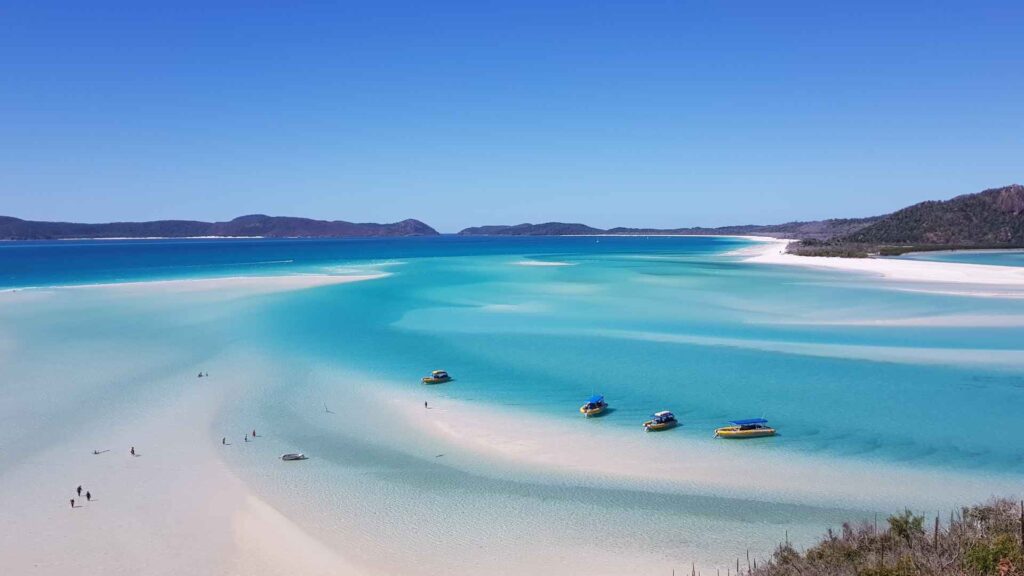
[280, 453, 308, 461]
[422, 370, 452, 384]
[643, 410, 678, 431]
[579, 394, 608, 417]
[714, 418, 775, 438]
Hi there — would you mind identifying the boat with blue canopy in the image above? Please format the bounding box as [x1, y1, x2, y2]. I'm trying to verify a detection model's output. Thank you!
[579, 394, 608, 417]
[715, 418, 775, 438]
[643, 410, 678, 432]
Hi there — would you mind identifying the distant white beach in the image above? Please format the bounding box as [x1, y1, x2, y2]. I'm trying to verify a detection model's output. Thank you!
[739, 237, 1024, 296]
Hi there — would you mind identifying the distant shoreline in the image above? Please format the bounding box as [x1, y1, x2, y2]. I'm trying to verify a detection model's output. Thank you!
[739, 236, 1024, 296]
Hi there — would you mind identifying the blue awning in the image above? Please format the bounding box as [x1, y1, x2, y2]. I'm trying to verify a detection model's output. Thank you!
[587, 395, 604, 404]
[730, 418, 768, 425]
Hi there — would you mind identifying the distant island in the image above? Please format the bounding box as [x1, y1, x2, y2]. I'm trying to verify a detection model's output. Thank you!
[4, 184, 1022, 257]
[457, 218, 877, 241]
[0, 214, 438, 240]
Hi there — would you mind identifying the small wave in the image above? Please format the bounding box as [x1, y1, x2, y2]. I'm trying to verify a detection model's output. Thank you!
[514, 260, 575, 267]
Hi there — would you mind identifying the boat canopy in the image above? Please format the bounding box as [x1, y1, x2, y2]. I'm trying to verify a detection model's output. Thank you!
[587, 395, 604, 404]
[432, 370, 447, 376]
[729, 418, 768, 426]
[653, 411, 674, 417]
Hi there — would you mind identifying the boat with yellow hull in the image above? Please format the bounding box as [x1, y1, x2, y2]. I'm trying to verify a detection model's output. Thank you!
[715, 418, 775, 438]
[422, 370, 452, 384]
[580, 394, 607, 417]
[643, 411, 678, 431]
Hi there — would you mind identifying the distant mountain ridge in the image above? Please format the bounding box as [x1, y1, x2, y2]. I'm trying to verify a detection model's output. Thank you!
[6, 184, 1021, 256]
[458, 218, 879, 240]
[461, 184, 1024, 257]
[458, 222, 604, 236]
[0, 214, 438, 240]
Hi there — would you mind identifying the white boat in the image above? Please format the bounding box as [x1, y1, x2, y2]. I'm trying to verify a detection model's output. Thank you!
[280, 453, 308, 461]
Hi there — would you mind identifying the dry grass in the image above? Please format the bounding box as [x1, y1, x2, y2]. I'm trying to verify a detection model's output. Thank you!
[750, 499, 1024, 576]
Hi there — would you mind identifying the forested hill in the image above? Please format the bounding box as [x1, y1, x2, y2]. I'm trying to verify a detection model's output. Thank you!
[793, 184, 1024, 256]
[841, 184, 1024, 245]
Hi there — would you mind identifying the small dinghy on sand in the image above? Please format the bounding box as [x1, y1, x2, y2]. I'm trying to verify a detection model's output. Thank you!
[280, 453, 308, 461]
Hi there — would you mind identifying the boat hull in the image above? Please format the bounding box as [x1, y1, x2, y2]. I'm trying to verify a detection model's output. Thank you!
[422, 377, 452, 384]
[580, 405, 606, 417]
[714, 427, 776, 439]
[643, 420, 677, 431]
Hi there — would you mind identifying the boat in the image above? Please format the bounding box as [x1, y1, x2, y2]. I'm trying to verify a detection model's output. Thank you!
[280, 453, 308, 461]
[579, 394, 608, 417]
[643, 410, 678, 431]
[714, 418, 776, 439]
[422, 370, 452, 384]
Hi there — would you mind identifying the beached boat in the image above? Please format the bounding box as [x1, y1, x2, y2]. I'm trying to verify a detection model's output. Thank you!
[643, 410, 678, 431]
[280, 453, 308, 461]
[579, 394, 608, 417]
[714, 418, 775, 439]
[422, 370, 452, 384]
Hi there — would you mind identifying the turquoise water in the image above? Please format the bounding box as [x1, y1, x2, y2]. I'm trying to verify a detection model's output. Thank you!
[4, 236, 1024, 571]
[898, 249, 1024, 267]
[4, 236, 1024, 471]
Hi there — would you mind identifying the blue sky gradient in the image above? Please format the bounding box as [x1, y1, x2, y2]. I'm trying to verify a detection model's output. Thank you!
[1, 1, 1021, 231]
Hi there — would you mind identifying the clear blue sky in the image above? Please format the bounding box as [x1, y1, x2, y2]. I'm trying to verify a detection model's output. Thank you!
[2, 1, 1021, 232]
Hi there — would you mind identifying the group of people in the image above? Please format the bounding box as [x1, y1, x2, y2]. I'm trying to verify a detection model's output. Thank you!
[222, 429, 257, 445]
[74, 446, 139, 509]
[70, 484, 93, 509]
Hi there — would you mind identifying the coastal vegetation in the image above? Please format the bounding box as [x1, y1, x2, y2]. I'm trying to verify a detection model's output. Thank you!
[788, 185, 1024, 257]
[748, 499, 1024, 576]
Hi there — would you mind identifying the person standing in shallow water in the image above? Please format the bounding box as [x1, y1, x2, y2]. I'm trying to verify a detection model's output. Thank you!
[77, 485, 82, 496]
[86, 491, 91, 502]
[130, 446, 135, 456]
[70, 498, 75, 509]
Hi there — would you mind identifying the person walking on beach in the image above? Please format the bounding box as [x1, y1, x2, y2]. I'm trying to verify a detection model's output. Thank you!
[77, 485, 82, 497]
[424, 401, 428, 409]
[244, 435, 248, 443]
[130, 446, 135, 456]
[222, 437, 226, 445]
[86, 491, 91, 502]
[70, 498, 75, 509]
[252, 429, 256, 438]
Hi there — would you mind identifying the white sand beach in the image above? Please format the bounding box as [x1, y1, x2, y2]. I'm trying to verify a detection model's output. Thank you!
[0, 354, 364, 576]
[71, 273, 390, 295]
[742, 237, 1024, 294]
[0, 276, 393, 576]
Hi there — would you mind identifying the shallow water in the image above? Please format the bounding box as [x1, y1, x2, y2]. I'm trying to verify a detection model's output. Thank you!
[3, 236, 1023, 572]
[897, 249, 1024, 267]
